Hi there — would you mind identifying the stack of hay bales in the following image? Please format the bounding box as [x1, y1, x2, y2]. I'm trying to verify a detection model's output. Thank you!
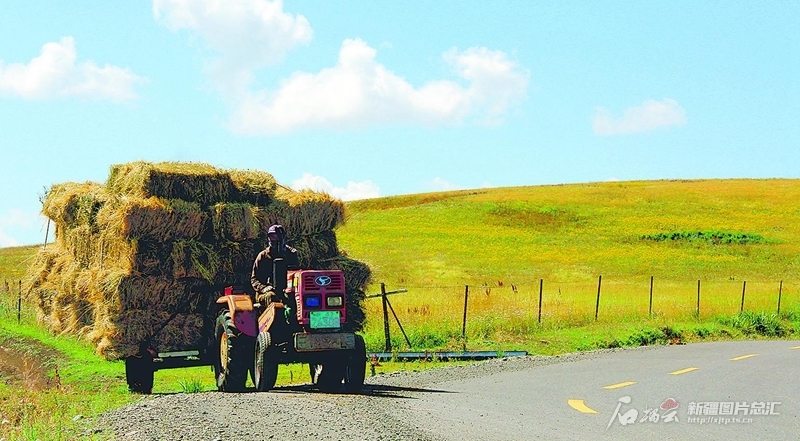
[25, 161, 370, 360]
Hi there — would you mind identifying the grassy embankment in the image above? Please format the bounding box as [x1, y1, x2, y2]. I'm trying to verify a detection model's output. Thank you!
[1, 178, 800, 439]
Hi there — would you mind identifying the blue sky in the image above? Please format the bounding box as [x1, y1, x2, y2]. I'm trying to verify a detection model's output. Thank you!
[1, 1, 798, 246]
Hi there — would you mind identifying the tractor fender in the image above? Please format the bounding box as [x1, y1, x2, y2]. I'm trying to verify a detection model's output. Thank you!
[216, 294, 258, 337]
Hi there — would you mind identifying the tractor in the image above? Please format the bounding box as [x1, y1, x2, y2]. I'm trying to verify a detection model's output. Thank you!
[213, 257, 366, 393]
[123, 257, 366, 394]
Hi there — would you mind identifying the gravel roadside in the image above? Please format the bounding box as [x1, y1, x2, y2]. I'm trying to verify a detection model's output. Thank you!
[92, 348, 652, 441]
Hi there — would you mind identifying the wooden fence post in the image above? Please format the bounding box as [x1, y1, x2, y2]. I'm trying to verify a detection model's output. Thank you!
[595, 275, 602, 321]
[696, 280, 701, 317]
[381, 283, 391, 352]
[740, 281, 746, 313]
[461, 285, 469, 350]
[538, 279, 543, 325]
[649, 276, 654, 316]
[777, 280, 783, 315]
[18, 280, 22, 324]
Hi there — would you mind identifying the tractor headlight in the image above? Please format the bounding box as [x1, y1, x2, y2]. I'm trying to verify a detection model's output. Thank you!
[304, 295, 321, 308]
[326, 295, 343, 307]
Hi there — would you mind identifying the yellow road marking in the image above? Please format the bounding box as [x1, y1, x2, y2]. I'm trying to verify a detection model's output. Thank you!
[670, 367, 699, 375]
[730, 354, 758, 361]
[790, 346, 800, 350]
[603, 381, 637, 390]
[568, 399, 599, 414]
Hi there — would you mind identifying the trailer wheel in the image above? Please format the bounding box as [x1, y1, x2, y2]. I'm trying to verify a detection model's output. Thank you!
[254, 332, 278, 392]
[214, 310, 252, 392]
[344, 334, 367, 393]
[125, 352, 154, 394]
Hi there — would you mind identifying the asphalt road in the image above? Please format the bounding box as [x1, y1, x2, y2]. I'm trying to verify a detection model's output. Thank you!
[397, 341, 800, 441]
[98, 341, 799, 440]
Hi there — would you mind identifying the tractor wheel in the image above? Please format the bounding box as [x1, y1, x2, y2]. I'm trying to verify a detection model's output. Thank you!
[344, 334, 367, 393]
[214, 310, 253, 392]
[254, 332, 279, 392]
[313, 359, 345, 393]
[125, 352, 154, 394]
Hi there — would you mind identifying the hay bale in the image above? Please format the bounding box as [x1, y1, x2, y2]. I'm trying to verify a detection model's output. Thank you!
[23, 244, 61, 295]
[170, 239, 220, 282]
[288, 230, 340, 268]
[106, 161, 234, 206]
[319, 255, 372, 291]
[94, 310, 210, 359]
[210, 202, 260, 241]
[217, 240, 258, 275]
[26, 161, 371, 360]
[90, 271, 211, 314]
[42, 182, 108, 230]
[97, 196, 207, 242]
[229, 169, 277, 205]
[61, 224, 96, 267]
[257, 189, 345, 238]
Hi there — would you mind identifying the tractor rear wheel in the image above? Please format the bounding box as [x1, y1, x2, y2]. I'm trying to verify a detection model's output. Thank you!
[254, 332, 278, 392]
[214, 310, 253, 392]
[344, 334, 367, 393]
[125, 352, 154, 394]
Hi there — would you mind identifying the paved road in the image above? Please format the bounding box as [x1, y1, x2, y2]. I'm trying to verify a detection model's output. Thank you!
[397, 341, 800, 441]
[98, 341, 799, 440]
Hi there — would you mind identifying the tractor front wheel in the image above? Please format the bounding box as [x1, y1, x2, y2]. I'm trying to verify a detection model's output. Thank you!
[344, 335, 367, 393]
[214, 310, 253, 392]
[254, 332, 278, 392]
[312, 359, 345, 393]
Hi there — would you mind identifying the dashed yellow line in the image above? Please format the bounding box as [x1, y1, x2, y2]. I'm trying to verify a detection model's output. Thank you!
[602, 381, 637, 390]
[790, 346, 800, 350]
[670, 367, 699, 375]
[568, 399, 599, 414]
[730, 354, 758, 361]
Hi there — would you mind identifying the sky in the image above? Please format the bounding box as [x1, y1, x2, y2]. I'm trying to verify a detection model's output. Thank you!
[1, 1, 798, 247]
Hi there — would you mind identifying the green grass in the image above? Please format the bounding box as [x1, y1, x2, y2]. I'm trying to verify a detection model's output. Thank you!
[339, 179, 800, 351]
[3, 178, 800, 439]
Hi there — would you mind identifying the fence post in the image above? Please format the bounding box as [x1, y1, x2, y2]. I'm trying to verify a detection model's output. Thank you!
[461, 285, 469, 350]
[649, 276, 654, 316]
[18, 280, 22, 324]
[777, 280, 783, 315]
[381, 283, 391, 352]
[696, 280, 701, 317]
[43, 218, 51, 247]
[595, 275, 602, 321]
[538, 279, 543, 325]
[740, 281, 746, 313]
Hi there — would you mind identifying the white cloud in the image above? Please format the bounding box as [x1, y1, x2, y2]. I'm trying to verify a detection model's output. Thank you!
[0, 37, 147, 102]
[291, 173, 380, 201]
[153, 0, 312, 94]
[592, 98, 687, 136]
[426, 177, 461, 192]
[0, 209, 41, 247]
[231, 39, 529, 134]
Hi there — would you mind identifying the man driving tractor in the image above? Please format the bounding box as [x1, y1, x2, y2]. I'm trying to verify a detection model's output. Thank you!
[251, 224, 299, 305]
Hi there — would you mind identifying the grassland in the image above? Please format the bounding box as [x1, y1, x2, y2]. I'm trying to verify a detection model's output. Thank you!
[336, 179, 800, 350]
[2, 178, 800, 439]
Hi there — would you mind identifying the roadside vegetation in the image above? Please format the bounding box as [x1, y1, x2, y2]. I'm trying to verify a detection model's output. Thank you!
[1, 178, 800, 439]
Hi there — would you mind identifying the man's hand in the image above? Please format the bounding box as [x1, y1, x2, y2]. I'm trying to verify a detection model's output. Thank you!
[256, 285, 275, 304]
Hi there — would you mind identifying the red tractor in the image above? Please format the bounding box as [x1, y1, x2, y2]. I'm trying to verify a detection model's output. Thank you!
[213, 258, 366, 393]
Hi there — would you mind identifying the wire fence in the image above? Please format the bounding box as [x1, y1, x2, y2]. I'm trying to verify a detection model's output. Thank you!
[5, 272, 798, 349]
[0, 278, 24, 324]
[363, 277, 799, 350]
